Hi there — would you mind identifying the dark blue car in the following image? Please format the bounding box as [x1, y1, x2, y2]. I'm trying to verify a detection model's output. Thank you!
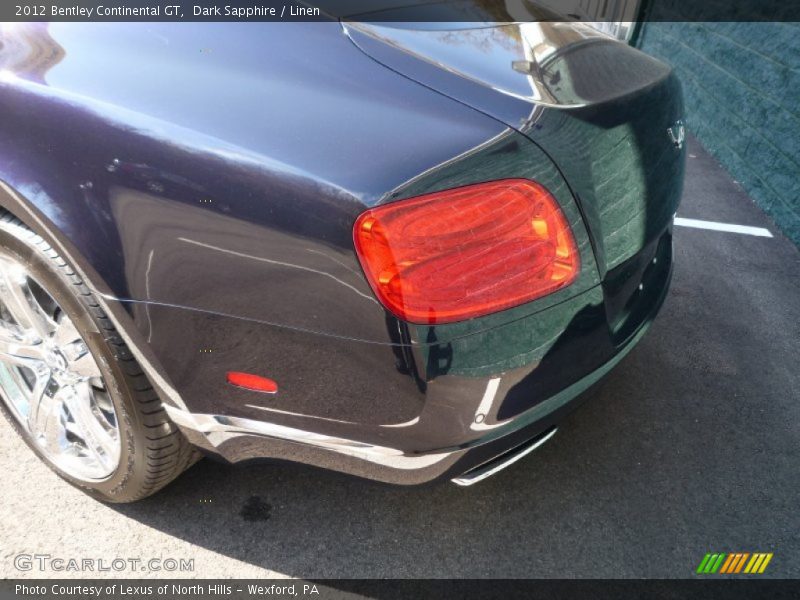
[0, 12, 684, 501]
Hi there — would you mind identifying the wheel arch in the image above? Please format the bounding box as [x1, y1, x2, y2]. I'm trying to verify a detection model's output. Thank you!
[0, 177, 187, 411]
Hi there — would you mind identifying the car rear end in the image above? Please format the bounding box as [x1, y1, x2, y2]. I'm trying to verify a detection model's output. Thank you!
[0, 9, 686, 502]
[307, 18, 685, 482]
[167, 19, 684, 484]
[1, 17, 685, 487]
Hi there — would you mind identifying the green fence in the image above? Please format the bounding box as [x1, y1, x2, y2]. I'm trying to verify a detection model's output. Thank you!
[638, 20, 800, 246]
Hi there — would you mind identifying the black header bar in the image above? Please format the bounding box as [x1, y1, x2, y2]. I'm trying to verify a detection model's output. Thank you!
[3, 579, 800, 600]
[3, 1, 800, 22]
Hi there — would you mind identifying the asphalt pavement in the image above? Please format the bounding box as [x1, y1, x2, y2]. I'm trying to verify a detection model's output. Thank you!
[1, 135, 798, 579]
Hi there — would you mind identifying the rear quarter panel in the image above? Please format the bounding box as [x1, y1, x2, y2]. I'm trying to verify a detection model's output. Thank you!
[0, 22, 603, 438]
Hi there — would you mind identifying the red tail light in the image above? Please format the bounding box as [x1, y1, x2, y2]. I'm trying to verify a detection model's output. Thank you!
[353, 179, 579, 324]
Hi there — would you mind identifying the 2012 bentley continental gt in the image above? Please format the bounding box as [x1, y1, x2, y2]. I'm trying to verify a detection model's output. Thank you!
[0, 9, 684, 502]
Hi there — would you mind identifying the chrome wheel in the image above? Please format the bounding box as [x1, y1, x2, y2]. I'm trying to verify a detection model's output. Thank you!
[0, 252, 120, 481]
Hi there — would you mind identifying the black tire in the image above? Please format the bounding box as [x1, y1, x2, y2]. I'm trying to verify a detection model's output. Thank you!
[0, 211, 200, 502]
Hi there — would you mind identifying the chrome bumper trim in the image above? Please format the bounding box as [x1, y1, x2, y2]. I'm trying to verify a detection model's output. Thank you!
[451, 427, 558, 487]
[163, 319, 653, 481]
[163, 405, 451, 470]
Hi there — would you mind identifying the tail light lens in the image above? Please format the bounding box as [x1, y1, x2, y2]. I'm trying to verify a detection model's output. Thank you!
[353, 179, 579, 324]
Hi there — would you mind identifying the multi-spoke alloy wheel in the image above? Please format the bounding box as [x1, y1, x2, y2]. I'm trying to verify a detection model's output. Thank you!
[0, 253, 120, 480]
[0, 211, 198, 502]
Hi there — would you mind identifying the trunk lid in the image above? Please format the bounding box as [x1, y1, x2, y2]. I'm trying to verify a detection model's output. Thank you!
[344, 18, 685, 275]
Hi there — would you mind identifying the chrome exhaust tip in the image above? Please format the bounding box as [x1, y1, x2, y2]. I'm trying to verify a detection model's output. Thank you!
[451, 427, 558, 487]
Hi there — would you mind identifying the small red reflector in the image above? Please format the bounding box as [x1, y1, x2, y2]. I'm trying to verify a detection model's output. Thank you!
[353, 179, 579, 324]
[226, 372, 278, 394]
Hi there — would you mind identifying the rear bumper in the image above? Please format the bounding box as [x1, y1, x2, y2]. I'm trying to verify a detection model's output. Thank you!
[163, 227, 672, 485]
[164, 309, 656, 484]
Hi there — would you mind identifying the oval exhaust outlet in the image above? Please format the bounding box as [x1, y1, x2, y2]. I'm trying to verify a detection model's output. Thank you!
[452, 427, 558, 486]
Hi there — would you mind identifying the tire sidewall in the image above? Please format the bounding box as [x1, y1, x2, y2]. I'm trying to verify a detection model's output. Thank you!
[0, 222, 148, 501]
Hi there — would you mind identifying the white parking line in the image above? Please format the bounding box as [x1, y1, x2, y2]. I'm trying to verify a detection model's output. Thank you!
[674, 217, 773, 238]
